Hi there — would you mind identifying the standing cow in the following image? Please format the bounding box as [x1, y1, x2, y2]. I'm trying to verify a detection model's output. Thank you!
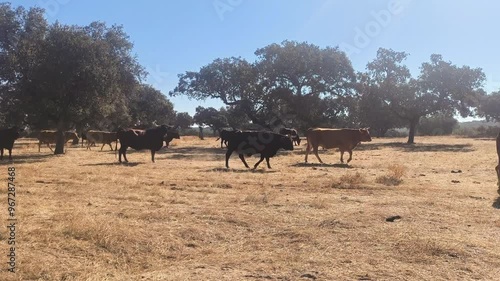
[279, 128, 301, 146]
[164, 131, 180, 148]
[117, 125, 175, 163]
[0, 127, 21, 160]
[38, 130, 79, 152]
[225, 131, 293, 169]
[216, 129, 239, 148]
[305, 128, 372, 164]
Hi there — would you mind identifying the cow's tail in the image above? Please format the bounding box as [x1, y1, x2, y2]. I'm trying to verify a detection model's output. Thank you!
[305, 128, 314, 151]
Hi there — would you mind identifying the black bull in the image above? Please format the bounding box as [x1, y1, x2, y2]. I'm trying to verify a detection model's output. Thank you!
[225, 131, 294, 169]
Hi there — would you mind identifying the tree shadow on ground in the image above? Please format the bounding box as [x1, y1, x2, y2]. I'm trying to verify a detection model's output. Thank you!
[492, 197, 500, 209]
[205, 167, 278, 173]
[80, 162, 140, 167]
[356, 142, 474, 152]
[292, 162, 353, 169]
[157, 146, 225, 155]
[0, 153, 56, 165]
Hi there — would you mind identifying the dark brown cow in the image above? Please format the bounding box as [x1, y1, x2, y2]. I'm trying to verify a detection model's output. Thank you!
[279, 128, 301, 146]
[117, 125, 174, 163]
[85, 130, 118, 151]
[163, 131, 180, 147]
[216, 129, 239, 148]
[38, 130, 79, 152]
[305, 128, 372, 164]
[225, 131, 294, 169]
[0, 127, 21, 160]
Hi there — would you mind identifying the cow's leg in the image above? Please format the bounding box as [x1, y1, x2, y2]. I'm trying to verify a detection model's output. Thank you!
[305, 142, 310, 162]
[48, 143, 54, 152]
[265, 156, 271, 169]
[119, 147, 128, 163]
[100, 143, 106, 151]
[496, 164, 500, 188]
[151, 150, 155, 163]
[0, 148, 3, 160]
[225, 148, 234, 168]
[107, 143, 113, 151]
[38, 142, 41, 152]
[346, 150, 353, 163]
[220, 139, 224, 148]
[8, 148, 12, 160]
[238, 154, 250, 168]
[340, 150, 344, 163]
[253, 155, 265, 169]
[313, 146, 324, 164]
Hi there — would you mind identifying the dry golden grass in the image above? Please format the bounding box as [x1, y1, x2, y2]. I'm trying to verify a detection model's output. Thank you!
[376, 164, 407, 186]
[1, 135, 500, 280]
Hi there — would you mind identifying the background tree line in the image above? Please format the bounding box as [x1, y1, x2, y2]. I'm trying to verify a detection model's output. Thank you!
[1, 3, 499, 154]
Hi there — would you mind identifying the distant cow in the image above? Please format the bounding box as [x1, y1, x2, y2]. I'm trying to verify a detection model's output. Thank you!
[279, 128, 301, 146]
[216, 129, 240, 148]
[225, 131, 294, 169]
[305, 128, 372, 164]
[496, 132, 500, 190]
[0, 127, 21, 160]
[164, 131, 180, 148]
[85, 130, 118, 151]
[38, 130, 79, 152]
[117, 125, 173, 163]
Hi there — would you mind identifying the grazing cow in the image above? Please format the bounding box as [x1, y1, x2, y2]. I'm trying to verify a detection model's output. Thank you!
[305, 128, 372, 164]
[496, 132, 500, 189]
[216, 129, 240, 148]
[225, 131, 294, 169]
[164, 131, 180, 148]
[117, 125, 172, 163]
[85, 130, 118, 151]
[279, 127, 301, 146]
[0, 127, 21, 160]
[38, 130, 80, 152]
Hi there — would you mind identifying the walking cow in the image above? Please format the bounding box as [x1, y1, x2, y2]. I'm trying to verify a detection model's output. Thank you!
[305, 128, 372, 164]
[224, 131, 293, 169]
[496, 131, 500, 191]
[117, 125, 176, 163]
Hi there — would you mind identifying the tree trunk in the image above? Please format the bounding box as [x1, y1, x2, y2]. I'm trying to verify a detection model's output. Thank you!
[54, 120, 66, 154]
[407, 117, 420, 144]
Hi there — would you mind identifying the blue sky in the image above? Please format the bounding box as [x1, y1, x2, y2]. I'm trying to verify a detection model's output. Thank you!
[11, 0, 500, 118]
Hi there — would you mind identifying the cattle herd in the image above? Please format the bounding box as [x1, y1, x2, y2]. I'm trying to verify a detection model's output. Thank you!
[0, 125, 499, 189]
[0, 125, 371, 166]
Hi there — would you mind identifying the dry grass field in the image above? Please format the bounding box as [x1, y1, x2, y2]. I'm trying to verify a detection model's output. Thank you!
[0, 135, 499, 280]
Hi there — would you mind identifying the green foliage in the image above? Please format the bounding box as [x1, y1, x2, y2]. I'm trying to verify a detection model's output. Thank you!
[0, 4, 175, 154]
[477, 91, 500, 122]
[365, 48, 485, 143]
[175, 112, 194, 129]
[172, 41, 356, 131]
[193, 106, 227, 134]
[417, 113, 458, 136]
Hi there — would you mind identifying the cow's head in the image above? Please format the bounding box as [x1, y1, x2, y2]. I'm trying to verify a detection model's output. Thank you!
[359, 128, 372, 142]
[280, 135, 294, 151]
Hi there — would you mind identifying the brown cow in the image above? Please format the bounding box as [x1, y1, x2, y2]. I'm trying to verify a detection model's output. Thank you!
[85, 130, 118, 151]
[496, 132, 500, 190]
[305, 128, 372, 164]
[38, 130, 79, 152]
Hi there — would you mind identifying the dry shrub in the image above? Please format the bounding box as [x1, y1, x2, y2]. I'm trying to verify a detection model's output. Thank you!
[243, 192, 269, 204]
[330, 172, 366, 189]
[376, 164, 406, 186]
